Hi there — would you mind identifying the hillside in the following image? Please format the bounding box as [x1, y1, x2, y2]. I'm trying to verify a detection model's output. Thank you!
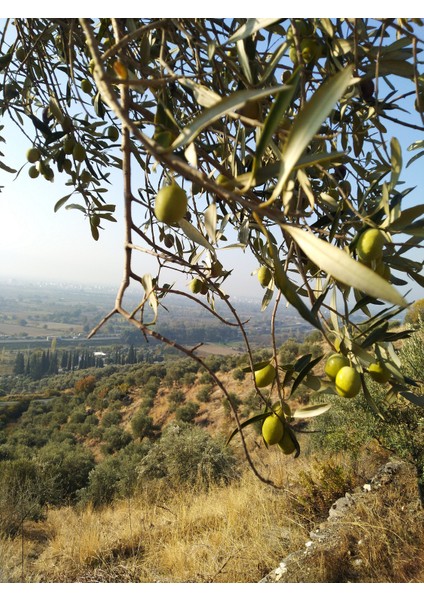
[0, 323, 423, 583]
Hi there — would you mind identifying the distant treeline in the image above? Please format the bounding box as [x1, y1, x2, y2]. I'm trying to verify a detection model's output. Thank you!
[12, 345, 153, 380]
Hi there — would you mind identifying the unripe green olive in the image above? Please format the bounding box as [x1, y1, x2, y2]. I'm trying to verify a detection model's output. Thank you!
[26, 147, 40, 163]
[154, 183, 188, 225]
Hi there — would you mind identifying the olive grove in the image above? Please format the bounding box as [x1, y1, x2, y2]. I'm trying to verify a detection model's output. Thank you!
[1, 18, 423, 483]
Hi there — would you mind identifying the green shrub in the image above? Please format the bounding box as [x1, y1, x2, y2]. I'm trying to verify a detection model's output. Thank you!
[198, 371, 214, 385]
[232, 368, 245, 381]
[222, 392, 241, 415]
[279, 338, 300, 364]
[168, 389, 185, 407]
[78, 441, 151, 508]
[175, 401, 199, 423]
[101, 426, 132, 455]
[311, 321, 424, 504]
[101, 408, 122, 428]
[131, 409, 155, 439]
[294, 459, 357, 521]
[138, 422, 238, 488]
[196, 384, 213, 403]
[36, 442, 95, 505]
[0, 459, 49, 535]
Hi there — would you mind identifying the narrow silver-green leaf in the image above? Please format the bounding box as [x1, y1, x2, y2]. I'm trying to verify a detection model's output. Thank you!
[49, 96, 64, 123]
[141, 273, 158, 325]
[261, 287, 274, 312]
[407, 140, 424, 152]
[236, 150, 346, 189]
[290, 354, 324, 397]
[181, 79, 221, 108]
[207, 41, 216, 61]
[406, 149, 424, 168]
[0, 160, 17, 173]
[54, 194, 72, 212]
[270, 243, 322, 330]
[297, 169, 315, 209]
[241, 359, 273, 374]
[178, 218, 216, 255]
[184, 142, 197, 167]
[371, 59, 415, 78]
[66, 203, 86, 213]
[269, 66, 354, 202]
[204, 202, 217, 243]
[293, 403, 331, 419]
[236, 39, 253, 85]
[227, 18, 282, 44]
[172, 85, 284, 149]
[282, 225, 408, 307]
[384, 204, 424, 230]
[362, 377, 385, 420]
[260, 40, 290, 85]
[390, 137, 402, 190]
[329, 286, 339, 332]
[253, 71, 300, 177]
[401, 223, 424, 237]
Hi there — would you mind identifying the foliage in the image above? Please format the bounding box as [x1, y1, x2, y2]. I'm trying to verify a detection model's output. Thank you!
[294, 459, 357, 521]
[404, 299, 424, 324]
[101, 425, 132, 455]
[175, 401, 200, 423]
[233, 368, 246, 381]
[131, 408, 155, 439]
[196, 384, 214, 403]
[36, 441, 96, 505]
[138, 422, 238, 487]
[0, 458, 49, 535]
[312, 320, 424, 503]
[74, 375, 96, 396]
[78, 441, 151, 508]
[1, 18, 424, 480]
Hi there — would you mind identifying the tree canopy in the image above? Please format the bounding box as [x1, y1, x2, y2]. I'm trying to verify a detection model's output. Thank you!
[1, 18, 423, 481]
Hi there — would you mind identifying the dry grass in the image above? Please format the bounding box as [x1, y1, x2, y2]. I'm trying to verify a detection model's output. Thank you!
[331, 467, 424, 583]
[4, 450, 310, 583]
[1, 446, 422, 584]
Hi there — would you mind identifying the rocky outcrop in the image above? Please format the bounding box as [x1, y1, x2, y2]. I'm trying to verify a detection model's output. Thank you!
[260, 461, 406, 583]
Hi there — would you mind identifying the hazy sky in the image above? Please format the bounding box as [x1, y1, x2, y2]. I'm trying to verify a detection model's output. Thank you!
[1, 22, 423, 305]
[0, 115, 264, 298]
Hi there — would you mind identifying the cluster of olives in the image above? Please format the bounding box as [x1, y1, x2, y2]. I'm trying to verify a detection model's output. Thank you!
[325, 354, 361, 398]
[287, 20, 324, 65]
[325, 351, 391, 398]
[26, 147, 54, 181]
[261, 403, 296, 454]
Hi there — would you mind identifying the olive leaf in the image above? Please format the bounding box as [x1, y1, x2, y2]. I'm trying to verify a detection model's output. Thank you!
[390, 137, 402, 190]
[268, 65, 354, 202]
[178, 218, 216, 256]
[204, 202, 217, 243]
[141, 273, 158, 325]
[270, 243, 322, 330]
[172, 84, 286, 149]
[54, 194, 73, 212]
[290, 354, 324, 397]
[399, 391, 424, 407]
[282, 225, 408, 308]
[252, 70, 300, 178]
[226, 412, 270, 446]
[226, 19, 283, 44]
[292, 403, 331, 419]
